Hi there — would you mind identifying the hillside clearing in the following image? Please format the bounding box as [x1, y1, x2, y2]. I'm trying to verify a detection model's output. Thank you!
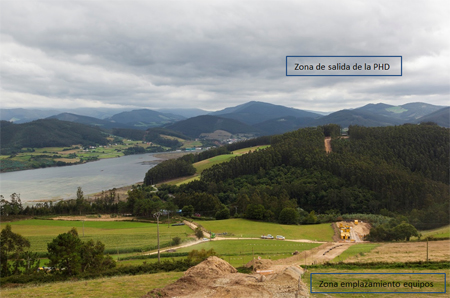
[166, 145, 270, 185]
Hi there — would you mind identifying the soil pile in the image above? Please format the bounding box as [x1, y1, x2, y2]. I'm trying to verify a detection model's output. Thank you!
[185, 256, 237, 279]
[143, 256, 309, 298]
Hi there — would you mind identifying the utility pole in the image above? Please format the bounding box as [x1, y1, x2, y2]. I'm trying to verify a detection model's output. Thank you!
[167, 211, 170, 228]
[426, 238, 429, 262]
[153, 211, 162, 263]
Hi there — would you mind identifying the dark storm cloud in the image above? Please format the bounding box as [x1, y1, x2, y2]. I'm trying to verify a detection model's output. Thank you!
[1, 0, 448, 111]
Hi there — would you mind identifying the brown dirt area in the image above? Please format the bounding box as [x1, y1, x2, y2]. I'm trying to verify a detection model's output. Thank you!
[143, 256, 310, 298]
[335, 220, 371, 240]
[345, 240, 450, 263]
[324, 137, 332, 153]
[54, 158, 80, 163]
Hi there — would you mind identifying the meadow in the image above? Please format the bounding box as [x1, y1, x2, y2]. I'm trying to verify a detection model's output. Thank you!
[330, 243, 379, 263]
[196, 218, 334, 242]
[1, 271, 184, 298]
[176, 239, 321, 267]
[414, 225, 450, 240]
[1, 219, 193, 254]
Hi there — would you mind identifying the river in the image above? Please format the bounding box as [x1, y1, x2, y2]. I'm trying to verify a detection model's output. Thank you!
[0, 154, 161, 203]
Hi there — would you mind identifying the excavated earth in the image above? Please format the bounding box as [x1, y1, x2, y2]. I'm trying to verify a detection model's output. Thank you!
[142, 256, 309, 298]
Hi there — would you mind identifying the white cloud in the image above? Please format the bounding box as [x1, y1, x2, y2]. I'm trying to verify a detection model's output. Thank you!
[0, 0, 448, 111]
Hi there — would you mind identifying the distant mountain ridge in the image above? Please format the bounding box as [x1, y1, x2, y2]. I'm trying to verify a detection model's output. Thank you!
[164, 115, 260, 138]
[48, 113, 135, 129]
[415, 107, 450, 127]
[1, 101, 448, 139]
[209, 101, 322, 125]
[107, 109, 185, 128]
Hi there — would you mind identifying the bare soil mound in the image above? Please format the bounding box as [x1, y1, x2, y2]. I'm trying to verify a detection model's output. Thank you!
[185, 256, 237, 279]
[143, 256, 309, 298]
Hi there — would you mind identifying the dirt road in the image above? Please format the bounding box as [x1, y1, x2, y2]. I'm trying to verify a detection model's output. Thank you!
[324, 137, 332, 153]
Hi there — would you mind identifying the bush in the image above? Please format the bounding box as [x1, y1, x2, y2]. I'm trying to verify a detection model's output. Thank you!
[172, 237, 181, 246]
[215, 208, 230, 220]
[188, 248, 217, 263]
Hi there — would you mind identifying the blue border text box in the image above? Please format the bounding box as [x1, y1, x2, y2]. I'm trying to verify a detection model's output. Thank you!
[286, 55, 402, 76]
[310, 272, 446, 294]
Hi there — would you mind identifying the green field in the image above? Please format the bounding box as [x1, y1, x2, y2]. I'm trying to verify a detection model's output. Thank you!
[197, 218, 334, 241]
[178, 239, 320, 255]
[194, 154, 235, 173]
[413, 225, 450, 240]
[330, 243, 379, 263]
[385, 106, 408, 114]
[1, 271, 184, 298]
[1, 220, 193, 254]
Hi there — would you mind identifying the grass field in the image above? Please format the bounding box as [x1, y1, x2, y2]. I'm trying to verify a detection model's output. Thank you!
[176, 239, 321, 267]
[197, 218, 334, 241]
[193, 154, 235, 173]
[330, 243, 379, 263]
[1, 271, 184, 298]
[1, 220, 193, 254]
[414, 225, 450, 240]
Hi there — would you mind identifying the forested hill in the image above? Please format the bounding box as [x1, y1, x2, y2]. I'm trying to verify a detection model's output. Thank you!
[161, 124, 449, 229]
[0, 119, 108, 154]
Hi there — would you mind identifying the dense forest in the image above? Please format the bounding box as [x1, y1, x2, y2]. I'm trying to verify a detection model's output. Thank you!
[154, 124, 449, 230]
[0, 119, 108, 154]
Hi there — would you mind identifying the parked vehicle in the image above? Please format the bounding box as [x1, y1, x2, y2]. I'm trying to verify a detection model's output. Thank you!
[266, 234, 274, 239]
[276, 235, 285, 240]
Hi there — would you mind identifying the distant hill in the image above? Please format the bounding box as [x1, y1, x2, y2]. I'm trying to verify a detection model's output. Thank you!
[415, 107, 450, 127]
[356, 102, 446, 122]
[252, 116, 315, 135]
[209, 101, 322, 125]
[312, 109, 405, 127]
[0, 108, 62, 123]
[0, 119, 108, 153]
[400, 102, 447, 120]
[48, 113, 135, 129]
[156, 108, 208, 118]
[0, 108, 129, 123]
[111, 127, 190, 142]
[108, 109, 185, 129]
[165, 115, 260, 138]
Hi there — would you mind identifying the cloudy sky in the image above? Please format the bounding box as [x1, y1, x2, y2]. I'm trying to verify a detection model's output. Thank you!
[1, 0, 449, 112]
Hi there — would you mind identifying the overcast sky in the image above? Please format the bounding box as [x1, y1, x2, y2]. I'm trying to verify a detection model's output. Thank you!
[1, 0, 449, 112]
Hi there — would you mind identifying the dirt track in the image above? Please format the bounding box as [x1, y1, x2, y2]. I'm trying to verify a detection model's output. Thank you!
[324, 137, 332, 153]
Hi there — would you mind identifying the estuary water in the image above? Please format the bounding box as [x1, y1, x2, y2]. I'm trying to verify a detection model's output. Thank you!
[0, 154, 160, 203]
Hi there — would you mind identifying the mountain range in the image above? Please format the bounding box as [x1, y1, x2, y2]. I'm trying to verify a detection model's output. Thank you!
[1, 101, 448, 139]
